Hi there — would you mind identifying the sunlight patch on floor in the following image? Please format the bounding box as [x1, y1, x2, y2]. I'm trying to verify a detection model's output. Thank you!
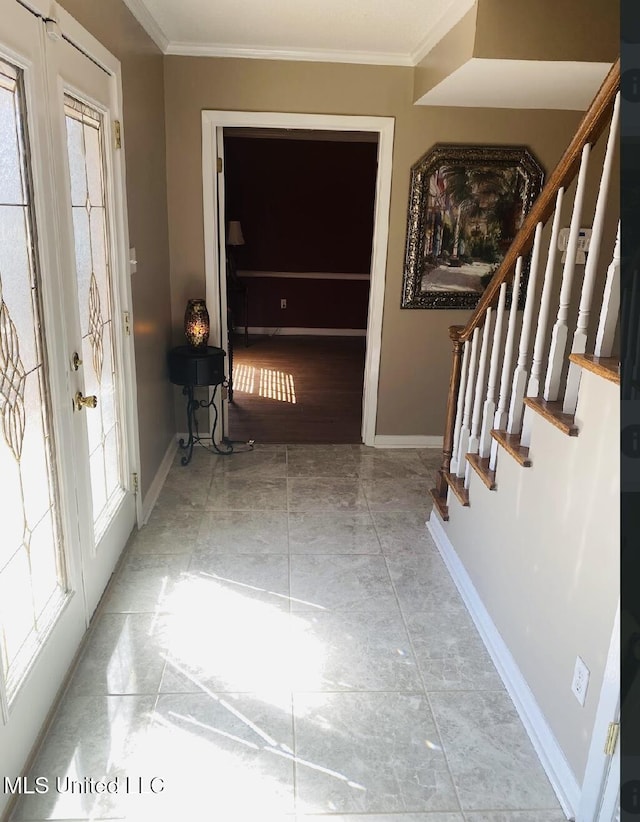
[162, 572, 325, 697]
[234, 364, 296, 403]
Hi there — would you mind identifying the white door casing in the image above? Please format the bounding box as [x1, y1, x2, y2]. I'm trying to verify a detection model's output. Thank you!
[577, 602, 620, 821]
[201, 111, 394, 446]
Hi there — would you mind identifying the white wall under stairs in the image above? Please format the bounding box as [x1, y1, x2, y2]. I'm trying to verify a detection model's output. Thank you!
[429, 363, 618, 817]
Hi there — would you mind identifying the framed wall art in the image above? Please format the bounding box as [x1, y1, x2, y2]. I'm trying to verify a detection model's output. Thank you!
[401, 144, 544, 309]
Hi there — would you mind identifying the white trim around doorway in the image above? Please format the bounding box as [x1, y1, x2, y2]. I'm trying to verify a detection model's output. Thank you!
[201, 111, 395, 446]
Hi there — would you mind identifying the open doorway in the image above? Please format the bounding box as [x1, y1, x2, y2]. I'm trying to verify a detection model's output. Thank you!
[223, 129, 377, 443]
[201, 111, 394, 448]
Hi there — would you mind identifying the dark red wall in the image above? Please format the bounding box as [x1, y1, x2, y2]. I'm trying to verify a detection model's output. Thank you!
[234, 276, 370, 329]
[224, 136, 377, 274]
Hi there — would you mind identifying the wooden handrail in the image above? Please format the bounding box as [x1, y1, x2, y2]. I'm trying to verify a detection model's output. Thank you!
[451, 58, 620, 345]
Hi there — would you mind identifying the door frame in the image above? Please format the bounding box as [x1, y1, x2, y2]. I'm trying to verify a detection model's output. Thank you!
[577, 601, 620, 821]
[201, 110, 394, 446]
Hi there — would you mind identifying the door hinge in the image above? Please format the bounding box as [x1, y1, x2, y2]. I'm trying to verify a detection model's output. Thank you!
[132, 472, 139, 494]
[123, 310, 131, 336]
[114, 120, 122, 149]
[604, 721, 619, 756]
[217, 157, 223, 173]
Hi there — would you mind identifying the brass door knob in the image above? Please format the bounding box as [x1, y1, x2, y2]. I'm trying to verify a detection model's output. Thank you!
[75, 391, 98, 411]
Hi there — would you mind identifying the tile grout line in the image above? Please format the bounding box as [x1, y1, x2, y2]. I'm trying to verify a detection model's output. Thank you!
[285, 445, 300, 818]
[382, 547, 467, 817]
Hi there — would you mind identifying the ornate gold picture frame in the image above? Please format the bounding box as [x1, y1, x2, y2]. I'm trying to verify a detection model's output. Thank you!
[401, 144, 544, 309]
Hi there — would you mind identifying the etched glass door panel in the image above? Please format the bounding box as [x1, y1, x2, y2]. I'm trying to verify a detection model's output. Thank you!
[0, 58, 68, 700]
[64, 96, 123, 541]
[49, 33, 136, 618]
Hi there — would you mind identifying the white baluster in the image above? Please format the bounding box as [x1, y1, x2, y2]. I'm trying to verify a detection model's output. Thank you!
[544, 143, 591, 401]
[480, 283, 507, 459]
[521, 190, 565, 447]
[489, 259, 522, 472]
[507, 221, 544, 435]
[563, 94, 620, 414]
[455, 327, 480, 479]
[594, 222, 620, 358]
[527, 189, 565, 399]
[449, 340, 471, 475]
[465, 309, 493, 489]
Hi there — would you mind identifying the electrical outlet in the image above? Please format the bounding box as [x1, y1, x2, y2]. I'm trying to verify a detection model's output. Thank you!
[571, 656, 590, 706]
[280, 299, 287, 309]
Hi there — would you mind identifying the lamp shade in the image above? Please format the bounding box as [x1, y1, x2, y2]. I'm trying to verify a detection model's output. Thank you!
[184, 299, 210, 349]
[227, 220, 245, 246]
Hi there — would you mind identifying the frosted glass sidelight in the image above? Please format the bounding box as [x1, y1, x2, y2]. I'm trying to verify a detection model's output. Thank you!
[90, 208, 108, 306]
[65, 115, 87, 207]
[29, 511, 60, 619]
[0, 64, 25, 206]
[64, 95, 124, 540]
[84, 119, 104, 206]
[0, 59, 66, 701]
[72, 208, 91, 336]
[0, 206, 38, 372]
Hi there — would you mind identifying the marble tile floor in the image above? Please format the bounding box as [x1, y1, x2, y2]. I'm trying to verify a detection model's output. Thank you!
[10, 445, 566, 822]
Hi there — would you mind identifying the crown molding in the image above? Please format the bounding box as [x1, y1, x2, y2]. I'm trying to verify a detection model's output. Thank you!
[119, 0, 472, 67]
[121, 0, 170, 52]
[410, 0, 476, 64]
[165, 40, 413, 66]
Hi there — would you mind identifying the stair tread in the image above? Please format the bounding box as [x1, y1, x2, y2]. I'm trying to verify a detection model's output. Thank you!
[569, 353, 620, 384]
[465, 453, 497, 489]
[443, 471, 470, 506]
[490, 430, 532, 466]
[523, 396, 579, 436]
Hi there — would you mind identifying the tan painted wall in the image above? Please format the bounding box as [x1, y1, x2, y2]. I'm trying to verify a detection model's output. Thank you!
[413, 4, 478, 102]
[442, 368, 619, 783]
[58, 0, 174, 499]
[163, 55, 584, 437]
[474, 0, 619, 63]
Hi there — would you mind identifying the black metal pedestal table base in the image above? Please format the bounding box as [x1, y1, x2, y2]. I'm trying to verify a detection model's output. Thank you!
[178, 383, 237, 465]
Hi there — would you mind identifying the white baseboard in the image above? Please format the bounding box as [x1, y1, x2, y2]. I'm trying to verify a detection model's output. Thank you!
[243, 327, 366, 337]
[140, 437, 178, 525]
[373, 435, 443, 449]
[427, 512, 580, 819]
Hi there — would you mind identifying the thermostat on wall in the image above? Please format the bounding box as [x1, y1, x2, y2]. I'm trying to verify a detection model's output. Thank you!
[558, 227, 592, 264]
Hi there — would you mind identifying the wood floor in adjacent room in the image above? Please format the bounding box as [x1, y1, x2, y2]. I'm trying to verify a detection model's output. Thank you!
[227, 334, 366, 444]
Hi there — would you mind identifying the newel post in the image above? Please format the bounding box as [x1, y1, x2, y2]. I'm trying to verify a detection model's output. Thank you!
[434, 326, 465, 503]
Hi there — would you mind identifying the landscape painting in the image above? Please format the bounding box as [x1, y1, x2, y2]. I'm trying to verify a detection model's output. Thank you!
[401, 144, 544, 309]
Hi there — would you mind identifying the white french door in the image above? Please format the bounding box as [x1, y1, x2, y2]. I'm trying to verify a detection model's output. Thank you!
[45, 23, 137, 616]
[0, 1, 137, 810]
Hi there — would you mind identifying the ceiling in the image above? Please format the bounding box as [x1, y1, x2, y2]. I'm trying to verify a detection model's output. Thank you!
[120, 0, 612, 109]
[121, 0, 476, 65]
[415, 59, 612, 109]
